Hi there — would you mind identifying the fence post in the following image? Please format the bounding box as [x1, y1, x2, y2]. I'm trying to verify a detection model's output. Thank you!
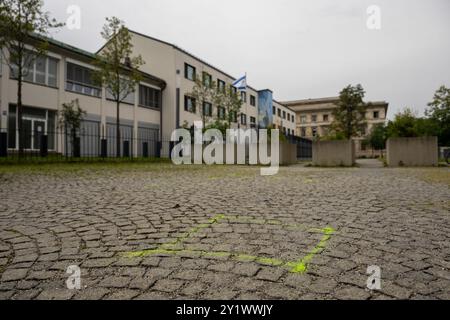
[40, 135, 48, 158]
[73, 137, 81, 158]
[143, 142, 149, 158]
[156, 141, 161, 158]
[123, 140, 130, 158]
[100, 139, 107, 158]
[169, 141, 175, 159]
[0, 132, 7, 157]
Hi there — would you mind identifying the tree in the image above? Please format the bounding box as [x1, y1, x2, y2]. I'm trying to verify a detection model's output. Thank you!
[386, 107, 439, 138]
[331, 84, 368, 139]
[366, 124, 387, 153]
[93, 17, 144, 157]
[214, 86, 243, 129]
[426, 85, 450, 146]
[58, 99, 86, 157]
[189, 74, 217, 128]
[0, 0, 63, 156]
[386, 108, 420, 138]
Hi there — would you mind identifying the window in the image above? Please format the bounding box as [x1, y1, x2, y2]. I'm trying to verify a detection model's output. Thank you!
[230, 111, 237, 123]
[312, 115, 317, 122]
[66, 62, 101, 97]
[184, 96, 196, 113]
[288, 129, 291, 136]
[300, 115, 307, 124]
[184, 63, 196, 81]
[10, 53, 58, 88]
[202, 102, 212, 117]
[373, 111, 380, 119]
[323, 114, 329, 122]
[250, 95, 256, 106]
[230, 86, 237, 95]
[287, 114, 291, 121]
[292, 115, 295, 123]
[241, 113, 247, 125]
[139, 85, 160, 109]
[107, 87, 135, 105]
[301, 128, 306, 137]
[217, 80, 225, 93]
[283, 111, 286, 119]
[203, 72, 212, 87]
[241, 91, 247, 103]
[250, 116, 256, 124]
[278, 109, 281, 117]
[273, 107, 276, 115]
[312, 127, 318, 137]
[218, 107, 226, 120]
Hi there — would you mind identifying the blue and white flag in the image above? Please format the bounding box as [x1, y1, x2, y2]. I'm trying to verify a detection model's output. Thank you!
[232, 74, 247, 91]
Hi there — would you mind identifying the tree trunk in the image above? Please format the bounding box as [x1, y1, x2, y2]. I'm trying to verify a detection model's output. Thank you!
[17, 67, 23, 158]
[116, 100, 121, 157]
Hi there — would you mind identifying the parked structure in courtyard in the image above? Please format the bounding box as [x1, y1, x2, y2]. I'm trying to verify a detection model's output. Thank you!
[282, 97, 389, 157]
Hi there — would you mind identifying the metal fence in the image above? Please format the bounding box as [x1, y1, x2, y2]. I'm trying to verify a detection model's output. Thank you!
[287, 136, 313, 161]
[0, 127, 171, 160]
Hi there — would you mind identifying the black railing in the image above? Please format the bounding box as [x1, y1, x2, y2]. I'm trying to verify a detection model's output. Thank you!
[0, 128, 170, 161]
[287, 135, 313, 160]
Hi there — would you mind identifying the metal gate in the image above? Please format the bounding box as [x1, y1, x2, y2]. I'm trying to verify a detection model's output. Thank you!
[288, 136, 312, 161]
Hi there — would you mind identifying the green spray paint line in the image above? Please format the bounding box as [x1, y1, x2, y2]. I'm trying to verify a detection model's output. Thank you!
[287, 227, 335, 274]
[122, 214, 336, 274]
[159, 214, 226, 250]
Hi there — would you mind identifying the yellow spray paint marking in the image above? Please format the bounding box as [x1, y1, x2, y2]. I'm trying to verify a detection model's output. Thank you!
[287, 227, 335, 274]
[123, 215, 336, 274]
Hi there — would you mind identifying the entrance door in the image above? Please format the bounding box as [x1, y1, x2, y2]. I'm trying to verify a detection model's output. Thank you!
[22, 118, 46, 150]
[33, 120, 46, 150]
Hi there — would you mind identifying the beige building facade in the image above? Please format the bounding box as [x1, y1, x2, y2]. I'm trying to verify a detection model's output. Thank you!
[282, 97, 389, 157]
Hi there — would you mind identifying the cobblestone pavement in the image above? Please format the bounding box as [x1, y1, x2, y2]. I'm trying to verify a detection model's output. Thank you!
[0, 164, 449, 300]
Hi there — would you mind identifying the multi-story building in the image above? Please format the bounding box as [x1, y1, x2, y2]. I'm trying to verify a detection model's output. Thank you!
[282, 97, 389, 157]
[0, 31, 296, 157]
[113, 31, 296, 143]
[0, 35, 166, 157]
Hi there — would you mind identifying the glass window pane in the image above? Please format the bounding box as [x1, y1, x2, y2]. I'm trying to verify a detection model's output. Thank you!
[48, 58, 57, 87]
[35, 56, 46, 84]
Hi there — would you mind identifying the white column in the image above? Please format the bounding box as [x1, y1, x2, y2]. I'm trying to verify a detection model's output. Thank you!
[133, 83, 138, 157]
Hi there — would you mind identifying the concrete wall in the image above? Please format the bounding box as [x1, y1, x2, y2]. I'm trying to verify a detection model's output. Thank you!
[185, 141, 297, 165]
[313, 140, 355, 167]
[280, 142, 297, 165]
[386, 137, 438, 167]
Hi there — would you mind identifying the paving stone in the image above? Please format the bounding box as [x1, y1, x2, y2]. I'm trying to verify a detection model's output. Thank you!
[152, 279, 184, 293]
[256, 267, 285, 282]
[1, 269, 28, 281]
[231, 263, 261, 277]
[36, 289, 75, 300]
[98, 276, 131, 288]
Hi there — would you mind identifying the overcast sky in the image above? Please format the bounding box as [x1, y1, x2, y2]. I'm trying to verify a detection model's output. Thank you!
[42, 0, 450, 119]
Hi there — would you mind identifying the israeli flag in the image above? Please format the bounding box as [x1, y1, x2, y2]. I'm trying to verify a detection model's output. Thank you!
[232, 74, 247, 91]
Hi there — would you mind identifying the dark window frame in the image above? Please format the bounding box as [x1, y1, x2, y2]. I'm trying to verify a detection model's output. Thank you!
[184, 63, 196, 81]
[184, 95, 196, 113]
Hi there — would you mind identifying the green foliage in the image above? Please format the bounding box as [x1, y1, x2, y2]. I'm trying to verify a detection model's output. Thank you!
[58, 99, 86, 131]
[331, 84, 368, 139]
[93, 17, 144, 103]
[0, 0, 64, 70]
[189, 75, 218, 127]
[366, 124, 388, 150]
[213, 86, 243, 128]
[386, 108, 439, 139]
[204, 120, 229, 136]
[426, 85, 450, 146]
[0, 0, 63, 154]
